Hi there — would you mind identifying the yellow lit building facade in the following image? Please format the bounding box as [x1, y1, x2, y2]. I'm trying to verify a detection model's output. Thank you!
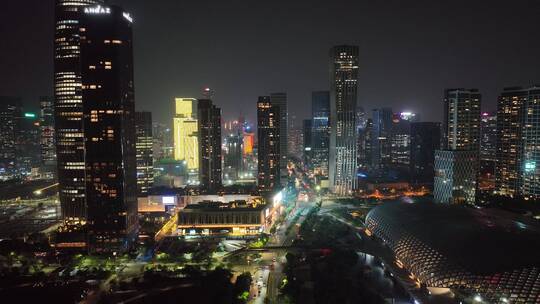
[173, 98, 199, 171]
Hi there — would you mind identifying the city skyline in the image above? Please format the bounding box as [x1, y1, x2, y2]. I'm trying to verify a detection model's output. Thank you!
[2, 1, 540, 303]
[2, 0, 540, 125]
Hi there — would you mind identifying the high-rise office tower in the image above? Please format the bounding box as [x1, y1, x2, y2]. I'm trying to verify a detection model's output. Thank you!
[434, 150, 477, 204]
[311, 91, 330, 177]
[358, 118, 373, 171]
[173, 98, 199, 171]
[16, 107, 41, 175]
[519, 86, 540, 199]
[495, 87, 528, 197]
[270, 93, 288, 186]
[495, 86, 540, 199]
[242, 125, 256, 178]
[257, 96, 280, 192]
[79, 5, 138, 253]
[287, 115, 302, 159]
[303, 119, 312, 165]
[390, 114, 411, 169]
[243, 128, 255, 156]
[40, 97, 56, 175]
[288, 128, 303, 160]
[479, 112, 497, 191]
[329, 45, 359, 195]
[153, 122, 172, 161]
[480, 112, 497, 164]
[0, 97, 20, 179]
[371, 108, 393, 169]
[443, 89, 481, 151]
[54, 0, 104, 225]
[224, 131, 243, 182]
[410, 122, 441, 186]
[135, 112, 154, 196]
[434, 89, 481, 204]
[198, 99, 222, 193]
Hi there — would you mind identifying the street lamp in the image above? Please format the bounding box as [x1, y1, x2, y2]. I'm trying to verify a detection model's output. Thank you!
[474, 295, 483, 303]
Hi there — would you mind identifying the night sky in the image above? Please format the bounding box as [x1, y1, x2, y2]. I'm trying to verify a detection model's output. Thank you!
[1, 0, 539, 125]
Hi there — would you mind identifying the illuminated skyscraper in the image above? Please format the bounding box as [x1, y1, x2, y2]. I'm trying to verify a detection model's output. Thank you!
[434, 89, 481, 204]
[479, 112, 497, 191]
[389, 114, 411, 169]
[495, 87, 527, 197]
[198, 99, 222, 193]
[173, 98, 199, 171]
[79, 5, 138, 253]
[0, 97, 20, 179]
[54, 0, 104, 225]
[443, 89, 481, 151]
[518, 87, 540, 198]
[40, 97, 56, 176]
[243, 130, 254, 156]
[257, 96, 280, 192]
[135, 112, 153, 196]
[311, 91, 330, 176]
[329, 46, 359, 195]
[495, 86, 540, 199]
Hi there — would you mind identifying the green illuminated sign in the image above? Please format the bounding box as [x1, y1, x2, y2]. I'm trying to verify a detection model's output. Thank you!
[24, 113, 36, 119]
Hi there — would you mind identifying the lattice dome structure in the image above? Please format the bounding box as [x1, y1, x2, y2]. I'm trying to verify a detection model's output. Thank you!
[366, 202, 540, 303]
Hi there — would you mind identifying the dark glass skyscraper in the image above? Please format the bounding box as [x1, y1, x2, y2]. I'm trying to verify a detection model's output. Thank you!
[270, 93, 288, 186]
[371, 108, 393, 169]
[54, 0, 104, 225]
[311, 91, 330, 177]
[410, 122, 441, 186]
[329, 45, 359, 195]
[358, 118, 373, 171]
[223, 130, 244, 183]
[198, 99, 222, 193]
[257, 96, 280, 193]
[135, 112, 154, 196]
[224, 131, 243, 182]
[79, 5, 138, 253]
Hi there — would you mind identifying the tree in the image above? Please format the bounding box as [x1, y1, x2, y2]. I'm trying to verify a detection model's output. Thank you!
[233, 272, 252, 303]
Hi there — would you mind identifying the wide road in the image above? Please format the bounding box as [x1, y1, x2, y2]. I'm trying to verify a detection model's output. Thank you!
[262, 202, 312, 304]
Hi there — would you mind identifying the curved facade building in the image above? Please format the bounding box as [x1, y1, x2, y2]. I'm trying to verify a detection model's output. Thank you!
[366, 202, 540, 303]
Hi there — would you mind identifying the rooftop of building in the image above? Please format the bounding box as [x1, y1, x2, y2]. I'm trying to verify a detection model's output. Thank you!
[183, 200, 267, 212]
[367, 202, 540, 275]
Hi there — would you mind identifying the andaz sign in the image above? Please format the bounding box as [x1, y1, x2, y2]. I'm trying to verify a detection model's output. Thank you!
[84, 5, 111, 14]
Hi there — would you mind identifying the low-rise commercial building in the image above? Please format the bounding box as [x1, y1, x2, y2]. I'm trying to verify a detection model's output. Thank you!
[177, 197, 277, 236]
